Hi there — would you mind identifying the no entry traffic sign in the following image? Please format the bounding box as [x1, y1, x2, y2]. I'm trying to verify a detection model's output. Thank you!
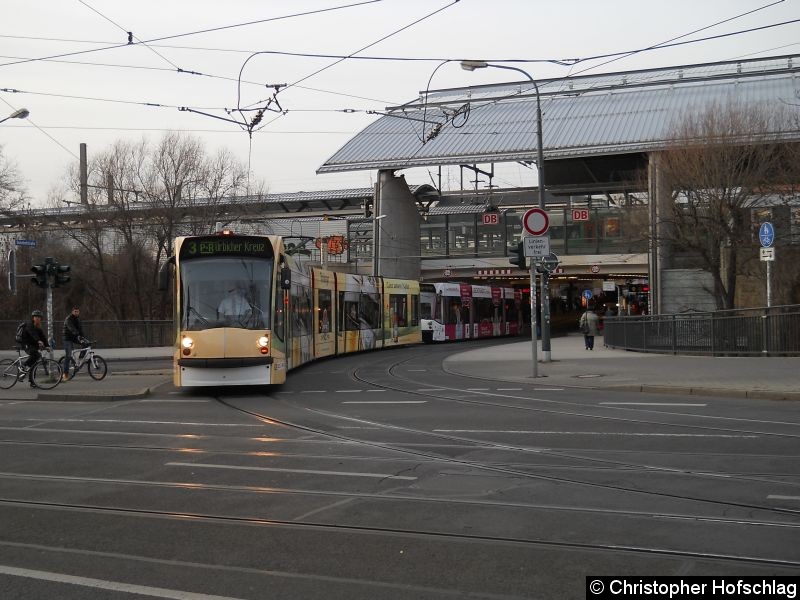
[522, 208, 549, 236]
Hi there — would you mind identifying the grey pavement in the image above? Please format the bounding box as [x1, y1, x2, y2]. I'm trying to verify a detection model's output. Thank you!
[0, 347, 172, 401]
[445, 333, 800, 401]
[2, 336, 798, 401]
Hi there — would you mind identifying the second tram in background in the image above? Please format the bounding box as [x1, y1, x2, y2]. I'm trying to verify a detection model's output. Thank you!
[420, 282, 523, 343]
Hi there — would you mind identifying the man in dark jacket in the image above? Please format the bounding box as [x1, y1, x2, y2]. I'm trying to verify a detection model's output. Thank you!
[62, 306, 85, 381]
[20, 310, 49, 387]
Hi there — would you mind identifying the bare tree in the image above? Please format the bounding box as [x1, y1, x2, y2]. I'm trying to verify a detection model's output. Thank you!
[656, 102, 798, 309]
[0, 144, 28, 213]
[45, 133, 262, 320]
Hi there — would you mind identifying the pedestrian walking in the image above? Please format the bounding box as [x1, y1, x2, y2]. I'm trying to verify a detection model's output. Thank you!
[579, 305, 601, 350]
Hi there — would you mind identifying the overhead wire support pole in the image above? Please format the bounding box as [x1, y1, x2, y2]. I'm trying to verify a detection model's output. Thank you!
[461, 60, 550, 366]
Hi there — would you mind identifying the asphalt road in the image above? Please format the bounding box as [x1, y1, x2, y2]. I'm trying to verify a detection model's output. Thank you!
[0, 341, 798, 599]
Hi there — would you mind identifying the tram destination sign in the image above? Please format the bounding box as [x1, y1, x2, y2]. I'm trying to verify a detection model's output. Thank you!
[180, 236, 273, 259]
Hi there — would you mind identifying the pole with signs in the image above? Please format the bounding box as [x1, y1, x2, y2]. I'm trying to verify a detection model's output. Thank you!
[529, 261, 538, 378]
[523, 233, 550, 376]
[758, 222, 775, 308]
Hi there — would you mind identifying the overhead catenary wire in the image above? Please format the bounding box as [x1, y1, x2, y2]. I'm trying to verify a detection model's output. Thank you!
[0, 0, 389, 70]
[76, 0, 182, 71]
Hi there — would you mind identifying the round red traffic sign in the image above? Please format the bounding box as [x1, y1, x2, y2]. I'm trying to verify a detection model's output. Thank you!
[522, 208, 549, 236]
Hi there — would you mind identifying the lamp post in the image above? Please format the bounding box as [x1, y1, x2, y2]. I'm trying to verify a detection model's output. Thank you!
[460, 60, 552, 370]
[0, 108, 30, 125]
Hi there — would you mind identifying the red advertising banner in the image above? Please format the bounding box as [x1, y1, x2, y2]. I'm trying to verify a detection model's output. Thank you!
[459, 283, 472, 307]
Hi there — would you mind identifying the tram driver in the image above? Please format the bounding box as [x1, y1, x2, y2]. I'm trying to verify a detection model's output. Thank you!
[217, 285, 252, 326]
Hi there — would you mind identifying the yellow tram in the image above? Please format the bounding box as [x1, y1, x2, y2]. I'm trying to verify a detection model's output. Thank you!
[160, 232, 421, 388]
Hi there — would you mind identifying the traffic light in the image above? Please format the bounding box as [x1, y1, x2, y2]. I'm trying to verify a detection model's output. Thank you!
[55, 264, 71, 287]
[31, 264, 47, 288]
[508, 240, 527, 270]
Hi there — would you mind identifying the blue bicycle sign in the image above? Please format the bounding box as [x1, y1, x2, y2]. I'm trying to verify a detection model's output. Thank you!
[758, 222, 775, 248]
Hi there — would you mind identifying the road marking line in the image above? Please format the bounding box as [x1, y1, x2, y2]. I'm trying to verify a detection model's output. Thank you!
[342, 401, 427, 404]
[140, 399, 209, 403]
[432, 430, 757, 437]
[467, 388, 490, 391]
[335, 390, 362, 393]
[304, 390, 327, 393]
[533, 388, 564, 391]
[0, 564, 246, 600]
[497, 388, 523, 391]
[768, 495, 800, 501]
[13, 419, 264, 427]
[600, 402, 708, 407]
[166, 462, 417, 480]
[407, 369, 427, 372]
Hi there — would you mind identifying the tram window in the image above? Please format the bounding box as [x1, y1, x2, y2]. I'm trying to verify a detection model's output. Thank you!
[389, 294, 407, 327]
[420, 300, 432, 321]
[180, 257, 272, 331]
[504, 299, 518, 321]
[411, 296, 419, 326]
[293, 284, 313, 337]
[475, 298, 494, 322]
[317, 289, 331, 333]
[444, 300, 464, 325]
[274, 290, 285, 341]
[360, 292, 381, 329]
[341, 299, 360, 331]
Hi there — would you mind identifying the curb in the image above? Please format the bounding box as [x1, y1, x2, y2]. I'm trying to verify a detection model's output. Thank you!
[34, 387, 153, 402]
[441, 361, 800, 402]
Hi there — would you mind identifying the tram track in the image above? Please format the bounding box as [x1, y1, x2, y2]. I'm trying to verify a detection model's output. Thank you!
[213, 393, 800, 526]
[1, 496, 799, 571]
[1, 438, 797, 479]
[346, 350, 800, 483]
[204, 349, 800, 527]
[0, 469, 798, 531]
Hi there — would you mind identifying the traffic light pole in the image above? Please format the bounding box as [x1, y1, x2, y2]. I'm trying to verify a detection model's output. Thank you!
[46, 283, 54, 356]
[530, 262, 539, 378]
[44, 258, 55, 357]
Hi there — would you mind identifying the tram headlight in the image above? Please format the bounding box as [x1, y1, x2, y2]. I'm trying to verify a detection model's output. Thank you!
[182, 337, 194, 349]
[257, 335, 270, 354]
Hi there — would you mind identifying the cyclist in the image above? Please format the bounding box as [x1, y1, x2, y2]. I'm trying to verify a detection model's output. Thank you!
[19, 310, 49, 387]
[62, 305, 86, 381]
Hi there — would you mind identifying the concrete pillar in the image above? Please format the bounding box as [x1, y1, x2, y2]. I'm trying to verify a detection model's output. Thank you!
[373, 170, 421, 280]
[647, 152, 673, 314]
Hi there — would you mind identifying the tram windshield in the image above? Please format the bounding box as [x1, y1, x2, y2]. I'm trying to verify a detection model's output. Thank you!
[180, 257, 273, 331]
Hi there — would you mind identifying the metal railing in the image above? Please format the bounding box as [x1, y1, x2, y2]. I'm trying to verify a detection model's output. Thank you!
[0, 320, 174, 349]
[603, 305, 800, 356]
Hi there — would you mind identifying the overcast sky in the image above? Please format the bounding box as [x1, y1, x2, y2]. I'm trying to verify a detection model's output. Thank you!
[2, 0, 799, 206]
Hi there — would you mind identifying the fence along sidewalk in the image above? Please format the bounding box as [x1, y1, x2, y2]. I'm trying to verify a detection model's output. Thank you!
[603, 305, 800, 356]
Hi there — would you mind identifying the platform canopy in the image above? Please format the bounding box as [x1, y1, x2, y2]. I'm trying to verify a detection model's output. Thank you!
[318, 54, 800, 175]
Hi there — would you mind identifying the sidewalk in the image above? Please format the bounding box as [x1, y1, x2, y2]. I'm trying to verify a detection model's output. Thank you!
[444, 334, 800, 401]
[0, 347, 172, 401]
[3, 339, 798, 402]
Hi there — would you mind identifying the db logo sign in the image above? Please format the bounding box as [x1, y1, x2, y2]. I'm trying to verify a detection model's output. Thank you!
[482, 213, 499, 225]
[572, 209, 590, 221]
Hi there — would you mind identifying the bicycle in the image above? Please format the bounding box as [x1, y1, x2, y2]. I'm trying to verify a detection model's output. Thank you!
[0, 348, 63, 390]
[59, 340, 108, 381]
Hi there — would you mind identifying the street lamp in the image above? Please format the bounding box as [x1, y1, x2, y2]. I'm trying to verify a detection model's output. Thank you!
[460, 60, 551, 370]
[0, 108, 30, 125]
